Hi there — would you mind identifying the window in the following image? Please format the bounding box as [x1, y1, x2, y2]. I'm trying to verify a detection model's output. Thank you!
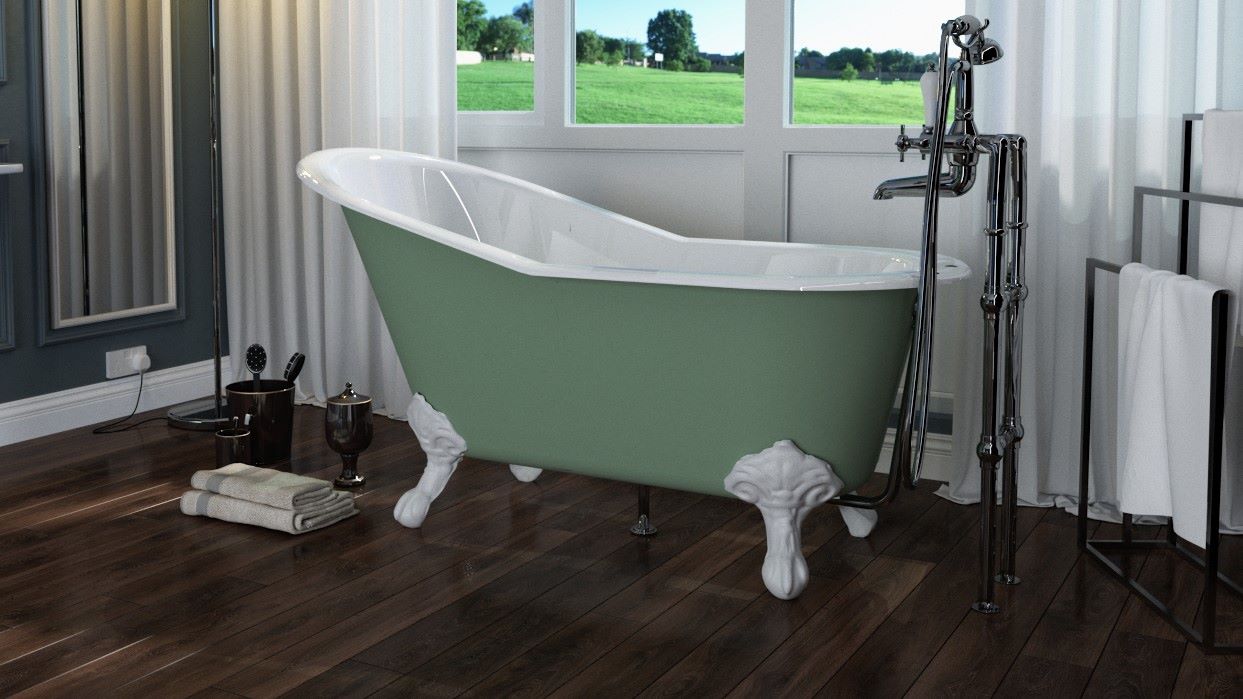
[792, 0, 962, 125]
[453, 0, 974, 300]
[457, 0, 535, 112]
[573, 1, 744, 124]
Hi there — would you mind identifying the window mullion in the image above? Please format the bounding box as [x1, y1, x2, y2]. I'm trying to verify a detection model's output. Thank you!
[741, 0, 794, 242]
[539, 0, 569, 128]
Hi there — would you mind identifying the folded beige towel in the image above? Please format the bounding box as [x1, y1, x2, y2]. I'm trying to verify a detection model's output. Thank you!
[180, 489, 357, 534]
[190, 463, 336, 510]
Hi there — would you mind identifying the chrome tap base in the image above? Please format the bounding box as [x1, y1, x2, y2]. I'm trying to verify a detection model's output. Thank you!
[630, 514, 657, 537]
[971, 601, 1001, 615]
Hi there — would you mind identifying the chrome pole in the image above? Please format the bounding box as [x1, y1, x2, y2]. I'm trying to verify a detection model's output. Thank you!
[894, 24, 955, 489]
[998, 137, 1028, 586]
[974, 136, 1010, 614]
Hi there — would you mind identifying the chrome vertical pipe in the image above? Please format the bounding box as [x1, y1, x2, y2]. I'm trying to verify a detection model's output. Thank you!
[894, 27, 957, 488]
[998, 137, 1027, 585]
[974, 138, 1010, 614]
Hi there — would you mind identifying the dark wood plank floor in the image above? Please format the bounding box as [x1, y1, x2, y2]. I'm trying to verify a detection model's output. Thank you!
[1, 405, 1241, 697]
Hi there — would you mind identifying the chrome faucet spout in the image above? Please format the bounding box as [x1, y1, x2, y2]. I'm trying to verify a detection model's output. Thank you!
[873, 165, 977, 200]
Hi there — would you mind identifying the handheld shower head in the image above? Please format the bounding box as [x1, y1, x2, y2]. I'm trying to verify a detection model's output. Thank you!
[971, 38, 1003, 65]
[950, 15, 1002, 66]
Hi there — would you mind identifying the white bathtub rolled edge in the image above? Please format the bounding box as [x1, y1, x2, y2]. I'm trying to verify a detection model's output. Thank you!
[296, 148, 970, 293]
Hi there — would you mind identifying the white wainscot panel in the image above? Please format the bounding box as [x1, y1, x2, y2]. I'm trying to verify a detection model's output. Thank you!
[459, 149, 745, 240]
[788, 153, 981, 402]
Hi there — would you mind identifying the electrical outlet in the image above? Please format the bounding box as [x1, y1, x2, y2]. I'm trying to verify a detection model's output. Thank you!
[106, 345, 149, 380]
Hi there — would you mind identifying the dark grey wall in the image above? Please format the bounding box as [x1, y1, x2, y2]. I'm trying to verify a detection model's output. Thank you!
[0, 0, 223, 403]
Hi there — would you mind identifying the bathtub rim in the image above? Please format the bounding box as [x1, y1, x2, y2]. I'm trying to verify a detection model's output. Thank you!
[297, 148, 970, 292]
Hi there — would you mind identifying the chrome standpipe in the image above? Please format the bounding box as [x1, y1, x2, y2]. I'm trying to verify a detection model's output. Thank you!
[998, 138, 1027, 587]
[974, 136, 1011, 614]
[873, 15, 1028, 614]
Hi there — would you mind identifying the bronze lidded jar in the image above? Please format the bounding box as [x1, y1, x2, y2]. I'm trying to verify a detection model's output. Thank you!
[325, 383, 373, 488]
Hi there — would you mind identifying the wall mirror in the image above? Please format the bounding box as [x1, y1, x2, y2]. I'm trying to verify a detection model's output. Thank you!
[42, 0, 176, 328]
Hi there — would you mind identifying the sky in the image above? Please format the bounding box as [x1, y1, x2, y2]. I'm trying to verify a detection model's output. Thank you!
[480, 0, 963, 55]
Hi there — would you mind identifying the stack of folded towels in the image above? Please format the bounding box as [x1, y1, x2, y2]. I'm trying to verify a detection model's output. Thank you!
[180, 463, 358, 534]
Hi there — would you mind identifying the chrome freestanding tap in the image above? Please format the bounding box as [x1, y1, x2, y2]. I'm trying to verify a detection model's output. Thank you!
[874, 15, 1029, 615]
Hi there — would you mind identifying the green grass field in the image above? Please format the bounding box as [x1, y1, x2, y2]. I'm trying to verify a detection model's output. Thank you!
[457, 61, 925, 125]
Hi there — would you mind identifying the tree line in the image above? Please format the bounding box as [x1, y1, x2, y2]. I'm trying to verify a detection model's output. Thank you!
[574, 31, 645, 67]
[796, 46, 938, 74]
[576, 9, 712, 72]
[457, 0, 533, 58]
[457, 3, 718, 73]
[458, 3, 930, 79]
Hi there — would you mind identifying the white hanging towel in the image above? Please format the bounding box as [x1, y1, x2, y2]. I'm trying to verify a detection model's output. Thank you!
[1117, 263, 1235, 547]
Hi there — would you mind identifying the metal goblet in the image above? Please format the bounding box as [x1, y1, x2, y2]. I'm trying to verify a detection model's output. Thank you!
[325, 383, 373, 488]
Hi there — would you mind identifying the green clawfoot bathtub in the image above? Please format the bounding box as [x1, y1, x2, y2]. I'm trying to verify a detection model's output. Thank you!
[297, 149, 968, 599]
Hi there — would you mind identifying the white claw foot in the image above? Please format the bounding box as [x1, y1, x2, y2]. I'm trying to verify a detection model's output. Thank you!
[395, 394, 467, 528]
[839, 504, 879, 538]
[509, 464, 543, 483]
[725, 440, 844, 600]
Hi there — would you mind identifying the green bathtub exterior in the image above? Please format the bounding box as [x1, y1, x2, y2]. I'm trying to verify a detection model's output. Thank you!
[345, 208, 915, 496]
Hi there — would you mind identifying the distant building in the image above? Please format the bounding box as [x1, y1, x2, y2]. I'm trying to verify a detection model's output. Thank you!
[794, 54, 827, 71]
[480, 50, 535, 62]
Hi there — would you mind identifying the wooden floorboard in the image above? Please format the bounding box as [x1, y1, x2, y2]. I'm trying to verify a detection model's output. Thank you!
[995, 522, 1136, 696]
[815, 499, 1044, 697]
[2, 405, 1242, 697]
[904, 509, 1095, 697]
[1083, 526, 1208, 698]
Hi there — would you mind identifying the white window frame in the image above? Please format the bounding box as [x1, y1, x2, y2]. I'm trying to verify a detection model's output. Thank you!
[457, 0, 955, 242]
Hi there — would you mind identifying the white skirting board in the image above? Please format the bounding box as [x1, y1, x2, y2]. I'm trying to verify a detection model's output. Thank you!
[875, 427, 955, 483]
[0, 356, 232, 447]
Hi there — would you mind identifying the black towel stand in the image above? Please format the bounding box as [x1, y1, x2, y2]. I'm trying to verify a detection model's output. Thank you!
[1078, 113, 1243, 654]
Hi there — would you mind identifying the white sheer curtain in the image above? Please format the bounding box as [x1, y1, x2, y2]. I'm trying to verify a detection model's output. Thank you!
[220, 0, 456, 416]
[940, 0, 1243, 518]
